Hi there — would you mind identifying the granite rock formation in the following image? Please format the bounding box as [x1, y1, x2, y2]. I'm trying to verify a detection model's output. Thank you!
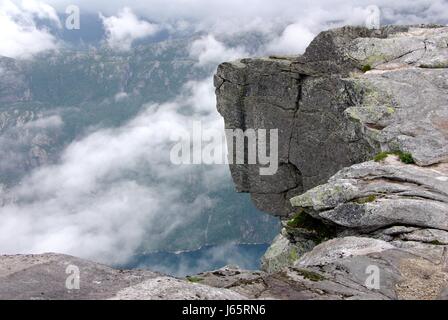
[215, 24, 448, 216]
[213, 25, 448, 299]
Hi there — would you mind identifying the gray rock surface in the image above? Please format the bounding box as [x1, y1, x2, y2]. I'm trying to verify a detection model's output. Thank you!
[0, 253, 245, 300]
[260, 233, 305, 273]
[291, 157, 448, 232]
[214, 25, 448, 300]
[215, 25, 448, 216]
[0, 57, 31, 103]
[109, 276, 246, 300]
[3, 245, 447, 300]
[197, 245, 448, 300]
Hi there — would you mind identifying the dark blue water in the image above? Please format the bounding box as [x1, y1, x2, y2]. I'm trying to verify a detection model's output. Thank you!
[118, 243, 269, 277]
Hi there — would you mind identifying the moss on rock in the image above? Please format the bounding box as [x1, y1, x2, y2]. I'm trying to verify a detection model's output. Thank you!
[293, 268, 326, 282]
[373, 150, 415, 164]
[361, 64, 372, 72]
[286, 211, 337, 244]
[353, 194, 377, 204]
[186, 276, 203, 283]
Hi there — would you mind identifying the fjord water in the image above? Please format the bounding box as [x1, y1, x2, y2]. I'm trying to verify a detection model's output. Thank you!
[118, 243, 270, 277]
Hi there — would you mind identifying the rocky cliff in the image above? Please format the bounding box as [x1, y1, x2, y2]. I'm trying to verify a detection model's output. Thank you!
[1, 25, 448, 300]
[215, 24, 448, 217]
[212, 25, 448, 299]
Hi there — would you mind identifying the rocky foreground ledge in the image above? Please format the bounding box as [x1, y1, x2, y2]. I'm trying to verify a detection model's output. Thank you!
[2, 25, 448, 300]
[0, 253, 247, 299]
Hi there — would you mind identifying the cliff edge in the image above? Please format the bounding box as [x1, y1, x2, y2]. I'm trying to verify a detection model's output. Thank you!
[213, 25, 448, 299]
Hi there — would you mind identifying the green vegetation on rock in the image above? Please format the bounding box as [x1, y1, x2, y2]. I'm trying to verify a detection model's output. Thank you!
[288, 248, 299, 262]
[186, 276, 203, 283]
[293, 268, 326, 282]
[353, 195, 377, 204]
[398, 152, 415, 164]
[420, 63, 448, 69]
[286, 210, 337, 244]
[361, 64, 372, 72]
[373, 151, 389, 162]
[374, 150, 415, 164]
[286, 209, 306, 228]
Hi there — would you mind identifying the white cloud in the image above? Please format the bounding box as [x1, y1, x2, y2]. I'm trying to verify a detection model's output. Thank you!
[182, 77, 216, 113]
[44, 0, 448, 57]
[265, 23, 316, 55]
[114, 91, 129, 102]
[0, 0, 60, 58]
[189, 35, 248, 66]
[5, 0, 447, 57]
[46, 0, 448, 32]
[22, 114, 63, 129]
[0, 76, 229, 265]
[21, 0, 61, 26]
[100, 7, 159, 51]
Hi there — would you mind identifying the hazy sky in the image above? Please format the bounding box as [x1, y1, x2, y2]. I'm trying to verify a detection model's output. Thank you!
[1, 0, 447, 58]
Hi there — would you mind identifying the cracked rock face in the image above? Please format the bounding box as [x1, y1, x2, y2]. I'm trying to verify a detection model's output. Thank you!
[215, 25, 448, 216]
[292, 157, 448, 232]
[214, 25, 448, 299]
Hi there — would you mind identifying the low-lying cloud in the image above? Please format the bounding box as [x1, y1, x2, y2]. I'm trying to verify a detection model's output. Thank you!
[0, 76, 229, 265]
[100, 7, 159, 50]
[189, 35, 248, 66]
[45, 0, 448, 56]
[5, 0, 448, 58]
[265, 23, 315, 55]
[0, 0, 60, 58]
